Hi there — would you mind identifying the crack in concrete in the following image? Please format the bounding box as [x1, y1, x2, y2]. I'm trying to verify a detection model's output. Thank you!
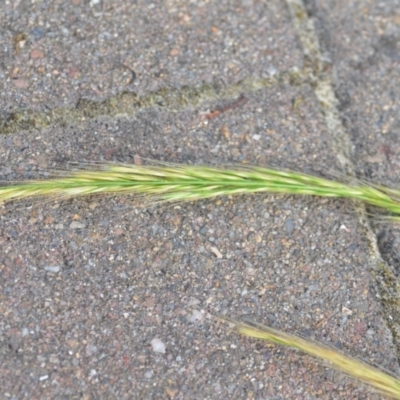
[0, 69, 312, 135]
[286, 0, 400, 360]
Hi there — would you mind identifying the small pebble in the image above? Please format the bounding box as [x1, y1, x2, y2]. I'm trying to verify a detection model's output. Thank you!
[30, 49, 45, 59]
[69, 221, 85, 229]
[144, 370, 153, 379]
[114, 227, 124, 236]
[152, 224, 160, 235]
[89, 202, 98, 210]
[285, 218, 294, 234]
[342, 306, 352, 316]
[145, 297, 155, 308]
[210, 246, 223, 258]
[12, 79, 29, 89]
[151, 338, 166, 353]
[188, 310, 203, 323]
[187, 298, 201, 307]
[68, 66, 80, 79]
[200, 226, 208, 235]
[69, 241, 78, 250]
[31, 27, 45, 39]
[44, 266, 60, 273]
[133, 154, 142, 165]
[86, 343, 98, 357]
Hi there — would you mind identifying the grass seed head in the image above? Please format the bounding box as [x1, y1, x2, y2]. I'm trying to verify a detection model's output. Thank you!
[221, 318, 400, 399]
[1, 163, 400, 219]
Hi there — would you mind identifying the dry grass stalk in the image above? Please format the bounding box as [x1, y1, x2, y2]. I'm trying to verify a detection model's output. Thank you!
[221, 318, 400, 399]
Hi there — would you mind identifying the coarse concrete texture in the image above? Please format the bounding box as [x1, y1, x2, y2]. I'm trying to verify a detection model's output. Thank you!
[307, 0, 400, 350]
[0, 1, 399, 399]
[0, 0, 302, 113]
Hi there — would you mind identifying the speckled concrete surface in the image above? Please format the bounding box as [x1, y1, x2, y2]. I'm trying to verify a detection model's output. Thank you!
[307, 0, 400, 350]
[0, 0, 302, 113]
[309, 0, 400, 183]
[1, 1, 400, 399]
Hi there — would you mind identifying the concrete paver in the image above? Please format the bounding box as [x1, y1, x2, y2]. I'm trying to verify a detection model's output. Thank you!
[0, 0, 302, 112]
[1, 1, 400, 399]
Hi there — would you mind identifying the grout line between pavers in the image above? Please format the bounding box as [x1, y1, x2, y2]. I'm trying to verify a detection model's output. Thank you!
[286, 0, 400, 360]
[0, 67, 313, 135]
